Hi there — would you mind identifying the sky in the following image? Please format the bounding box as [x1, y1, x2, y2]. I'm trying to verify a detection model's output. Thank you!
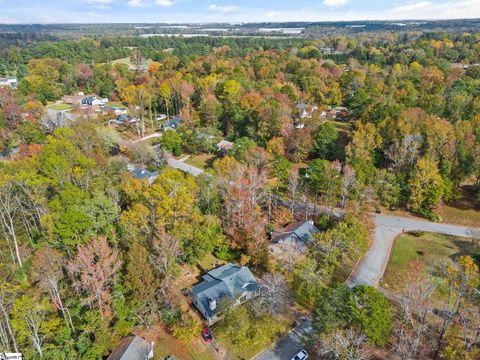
[1, 0, 480, 24]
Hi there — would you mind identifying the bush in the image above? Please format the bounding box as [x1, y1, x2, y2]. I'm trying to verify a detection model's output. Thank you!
[171, 314, 201, 342]
[408, 230, 425, 237]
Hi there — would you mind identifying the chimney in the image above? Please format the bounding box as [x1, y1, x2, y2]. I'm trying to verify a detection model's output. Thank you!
[308, 220, 314, 225]
[209, 298, 217, 311]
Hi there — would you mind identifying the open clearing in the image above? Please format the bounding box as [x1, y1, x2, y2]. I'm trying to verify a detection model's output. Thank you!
[381, 232, 477, 295]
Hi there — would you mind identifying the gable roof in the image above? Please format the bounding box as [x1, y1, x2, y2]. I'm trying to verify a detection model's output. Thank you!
[272, 220, 319, 245]
[108, 336, 152, 360]
[161, 116, 182, 128]
[190, 263, 259, 319]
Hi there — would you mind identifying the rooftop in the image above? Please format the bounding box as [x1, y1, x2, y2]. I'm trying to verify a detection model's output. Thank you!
[108, 335, 153, 360]
[190, 263, 259, 319]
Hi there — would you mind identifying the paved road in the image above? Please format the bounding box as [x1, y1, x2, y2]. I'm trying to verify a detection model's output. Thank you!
[349, 214, 480, 287]
[253, 318, 312, 360]
[167, 157, 204, 177]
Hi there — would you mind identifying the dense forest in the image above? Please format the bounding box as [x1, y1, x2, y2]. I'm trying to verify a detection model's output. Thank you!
[0, 27, 479, 359]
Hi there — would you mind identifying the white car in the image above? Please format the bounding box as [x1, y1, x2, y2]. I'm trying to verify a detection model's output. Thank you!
[291, 350, 308, 360]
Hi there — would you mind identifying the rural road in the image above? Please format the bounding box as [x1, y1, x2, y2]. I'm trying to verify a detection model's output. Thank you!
[349, 214, 480, 287]
[166, 157, 204, 177]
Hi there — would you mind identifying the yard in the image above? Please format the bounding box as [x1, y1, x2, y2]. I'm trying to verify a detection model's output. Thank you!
[49, 103, 73, 111]
[149, 326, 214, 360]
[438, 185, 480, 227]
[381, 232, 477, 297]
[184, 153, 216, 170]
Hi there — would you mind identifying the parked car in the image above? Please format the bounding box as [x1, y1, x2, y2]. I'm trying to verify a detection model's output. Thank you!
[291, 350, 308, 360]
[201, 327, 213, 342]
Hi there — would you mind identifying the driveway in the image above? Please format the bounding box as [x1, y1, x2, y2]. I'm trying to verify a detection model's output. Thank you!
[253, 318, 312, 360]
[167, 157, 204, 177]
[348, 214, 480, 287]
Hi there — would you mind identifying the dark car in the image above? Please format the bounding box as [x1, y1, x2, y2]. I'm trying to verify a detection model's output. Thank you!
[201, 327, 213, 342]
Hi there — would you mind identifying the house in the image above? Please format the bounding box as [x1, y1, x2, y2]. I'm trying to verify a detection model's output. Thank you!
[328, 106, 349, 120]
[63, 92, 85, 105]
[270, 220, 319, 257]
[0, 77, 18, 90]
[127, 164, 158, 185]
[190, 263, 260, 325]
[160, 116, 182, 131]
[82, 96, 108, 107]
[108, 335, 154, 360]
[105, 106, 128, 116]
[217, 139, 234, 153]
[296, 102, 318, 120]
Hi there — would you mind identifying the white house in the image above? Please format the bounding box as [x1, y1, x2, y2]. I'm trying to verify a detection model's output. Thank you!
[0, 77, 18, 90]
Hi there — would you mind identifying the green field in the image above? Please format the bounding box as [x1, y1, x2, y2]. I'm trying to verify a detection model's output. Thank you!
[184, 153, 216, 170]
[381, 232, 477, 295]
[49, 103, 73, 111]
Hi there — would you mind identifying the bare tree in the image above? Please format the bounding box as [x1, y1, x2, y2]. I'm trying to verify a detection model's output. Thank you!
[392, 278, 436, 359]
[0, 281, 18, 353]
[0, 176, 23, 267]
[67, 236, 121, 317]
[30, 248, 74, 331]
[287, 169, 302, 216]
[317, 328, 370, 360]
[257, 273, 291, 316]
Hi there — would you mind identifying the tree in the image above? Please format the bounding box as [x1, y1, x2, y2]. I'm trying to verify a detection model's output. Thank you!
[313, 122, 341, 160]
[30, 248, 74, 331]
[67, 236, 121, 317]
[256, 273, 291, 316]
[313, 284, 392, 347]
[159, 129, 182, 156]
[125, 242, 159, 321]
[349, 285, 392, 346]
[11, 295, 62, 358]
[408, 157, 444, 219]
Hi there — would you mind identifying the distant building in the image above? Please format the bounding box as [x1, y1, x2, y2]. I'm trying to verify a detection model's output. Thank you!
[217, 139, 234, 153]
[63, 92, 85, 105]
[108, 335, 154, 360]
[270, 220, 319, 257]
[127, 164, 158, 185]
[160, 116, 182, 131]
[190, 263, 260, 325]
[82, 96, 108, 107]
[296, 102, 318, 120]
[105, 106, 128, 116]
[0, 77, 17, 90]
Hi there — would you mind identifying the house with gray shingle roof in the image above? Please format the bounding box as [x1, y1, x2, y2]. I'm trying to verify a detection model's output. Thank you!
[108, 335, 154, 360]
[270, 220, 319, 257]
[190, 263, 260, 325]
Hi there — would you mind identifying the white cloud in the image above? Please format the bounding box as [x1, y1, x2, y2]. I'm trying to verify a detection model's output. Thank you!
[85, 0, 112, 3]
[128, 0, 147, 7]
[392, 1, 432, 13]
[208, 4, 239, 13]
[156, 0, 175, 6]
[322, 0, 349, 7]
[0, 16, 18, 24]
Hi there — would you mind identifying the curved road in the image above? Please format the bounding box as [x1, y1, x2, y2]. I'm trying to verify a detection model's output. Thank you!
[349, 214, 480, 287]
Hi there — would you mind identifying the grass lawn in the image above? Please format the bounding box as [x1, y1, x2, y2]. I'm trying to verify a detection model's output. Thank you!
[106, 101, 124, 108]
[438, 185, 480, 227]
[184, 153, 216, 170]
[381, 232, 477, 297]
[152, 328, 214, 360]
[49, 103, 73, 111]
[216, 314, 291, 359]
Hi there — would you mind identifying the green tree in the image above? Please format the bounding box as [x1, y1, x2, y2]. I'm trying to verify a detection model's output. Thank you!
[408, 157, 444, 219]
[313, 122, 341, 160]
[159, 129, 182, 156]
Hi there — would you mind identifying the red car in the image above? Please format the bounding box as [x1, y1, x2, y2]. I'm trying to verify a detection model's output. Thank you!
[201, 327, 213, 342]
